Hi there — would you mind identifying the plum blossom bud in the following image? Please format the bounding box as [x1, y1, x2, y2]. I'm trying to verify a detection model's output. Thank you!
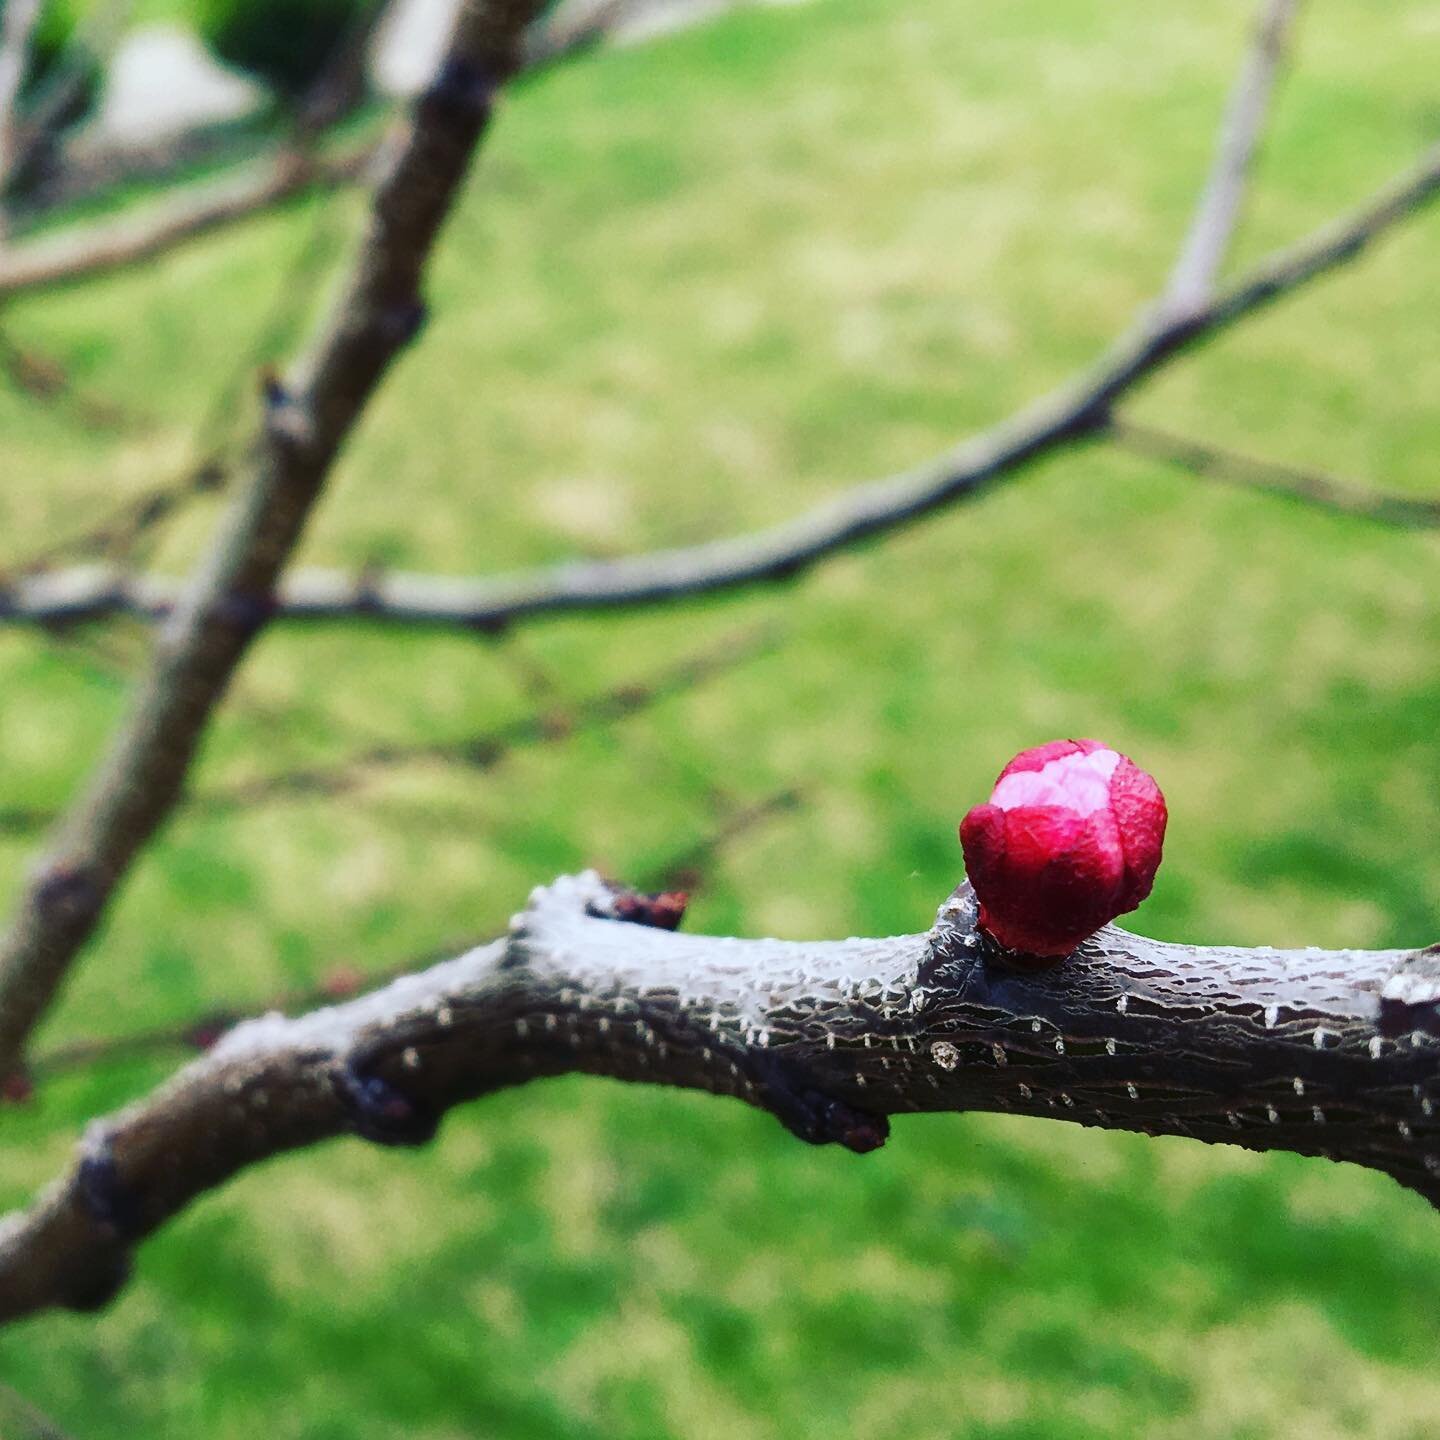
[959, 738, 1166, 961]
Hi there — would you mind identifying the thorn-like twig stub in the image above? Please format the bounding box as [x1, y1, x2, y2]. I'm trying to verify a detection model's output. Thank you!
[420, 57, 500, 123]
[467, 614, 511, 638]
[806, 1095, 890, 1153]
[337, 1061, 440, 1148]
[212, 589, 278, 635]
[589, 886, 689, 931]
[750, 1054, 890, 1154]
[376, 298, 429, 348]
[259, 370, 290, 410]
[32, 863, 98, 920]
[76, 1136, 141, 1237]
[60, 1248, 132, 1314]
[1379, 950, 1440, 1038]
[183, 1015, 233, 1052]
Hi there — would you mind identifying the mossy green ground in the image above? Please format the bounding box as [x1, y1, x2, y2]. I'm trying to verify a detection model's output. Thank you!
[3, 0, 1440, 1433]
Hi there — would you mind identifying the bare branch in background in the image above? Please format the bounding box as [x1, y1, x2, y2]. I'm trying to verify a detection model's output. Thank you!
[0, 185, 354, 595]
[0, 139, 374, 299]
[8, 134, 1438, 635]
[0, 0, 683, 300]
[3, 0, 134, 199]
[189, 623, 771, 813]
[0, 458, 227, 586]
[26, 786, 803, 1080]
[0, 0, 44, 236]
[0, 0, 551, 1078]
[297, 0, 397, 133]
[520, 0, 634, 67]
[1109, 418, 1440, 527]
[0, 625, 773, 839]
[0, 326, 143, 431]
[0, 1382, 75, 1440]
[1162, 0, 1300, 315]
[2, 870, 1438, 1325]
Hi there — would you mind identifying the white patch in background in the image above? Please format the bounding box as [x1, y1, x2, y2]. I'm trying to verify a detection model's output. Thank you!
[86, 25, 268, 149]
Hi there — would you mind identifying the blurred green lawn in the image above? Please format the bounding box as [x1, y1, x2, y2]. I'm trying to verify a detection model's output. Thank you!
[3, 0, 1440, 1434]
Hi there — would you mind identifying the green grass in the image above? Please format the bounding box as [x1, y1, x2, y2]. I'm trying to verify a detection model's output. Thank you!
[3, 0, 1440, 1433]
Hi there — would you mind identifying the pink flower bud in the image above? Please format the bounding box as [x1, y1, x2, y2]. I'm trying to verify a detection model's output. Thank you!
[959, 738, 1166, 961]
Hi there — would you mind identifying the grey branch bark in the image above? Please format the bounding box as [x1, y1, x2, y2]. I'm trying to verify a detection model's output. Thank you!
[1162, 0, 1300, 315]
[7, 137, 1440, 634]
[2, 869, 1438, 1326]
[0, 0, 548, 1078]
[1109, 418, 1440, 527]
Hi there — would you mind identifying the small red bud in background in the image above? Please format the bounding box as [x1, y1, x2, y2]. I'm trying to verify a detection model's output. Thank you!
[1, 1068, 34, 1105]
[322, 965, 365, 1000]
[184, 1018, 230, 1052]
[607, 890, 689, 931]
[959, 738, 1166, 962]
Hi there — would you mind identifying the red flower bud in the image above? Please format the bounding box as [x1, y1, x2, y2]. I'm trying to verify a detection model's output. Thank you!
[1, 1068, 34, 1105]
[959, 738, 1166, 960]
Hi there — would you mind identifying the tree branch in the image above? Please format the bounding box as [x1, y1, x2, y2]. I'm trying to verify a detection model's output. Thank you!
[0, 0, 43, 231]
[2, 869, 1437, 1326]
[0, 0, 549, 1078]
[1109, 417, 1440, 527]
[0, 1381, 75, 1440]
[0, 140, 375, 299]
[1161, 0, 1300, 315]
[2, 0, 133, 205]
[23, 786, 802, 1081]
[9, 134, 1438, 635]
[0, 0, 682, 299]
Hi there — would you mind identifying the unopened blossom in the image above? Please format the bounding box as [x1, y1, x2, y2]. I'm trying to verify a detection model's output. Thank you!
[959, 738, 1166, 960]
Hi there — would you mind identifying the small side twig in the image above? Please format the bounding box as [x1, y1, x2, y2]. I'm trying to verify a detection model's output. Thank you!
[0, 1382, 75, 1440]
[1110, 417, 1440, 528]
[1162, 0, 1301, 315]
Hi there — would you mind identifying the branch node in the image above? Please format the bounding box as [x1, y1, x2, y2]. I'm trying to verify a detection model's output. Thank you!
[752, 1054, 890, 1154]
[375, 298, 429, 349]
[418, 57, 501, 124]
[32, 862, 99, 921]
[211, 589, 278, 636]
[59, 1248, 132, 1314]
[588, 884, 689, 931]
[336, 1059, 440, 1148]
[75, 1131, 141, 1238]
[1380, 947, 1440, 1039]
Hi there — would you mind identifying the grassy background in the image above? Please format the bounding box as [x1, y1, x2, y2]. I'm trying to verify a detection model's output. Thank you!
[3, 0, 1440, 1433]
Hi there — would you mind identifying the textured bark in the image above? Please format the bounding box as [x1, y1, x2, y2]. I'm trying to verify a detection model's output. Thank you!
[0, 0, 547, 1077]
[1, 871, 1437, 1326]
